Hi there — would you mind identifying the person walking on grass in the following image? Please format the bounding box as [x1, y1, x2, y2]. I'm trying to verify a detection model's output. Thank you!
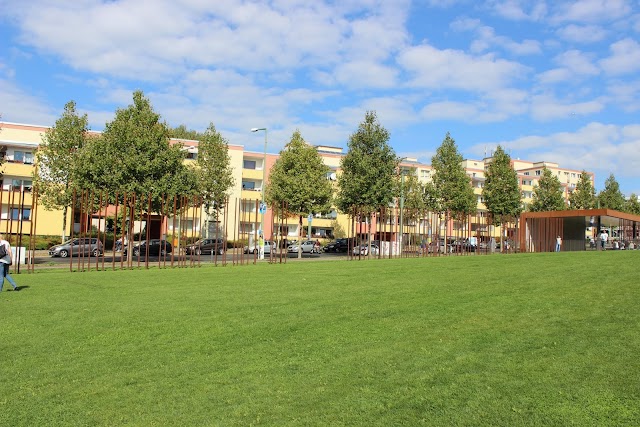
[0, 234, 18, 291]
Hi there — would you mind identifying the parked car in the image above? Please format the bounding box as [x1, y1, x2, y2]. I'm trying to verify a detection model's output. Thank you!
[451, 239, 477, 252]
[124, 239, 173, 256]
[49, 238, 104, 258]
[186, 238, 225, 256]
[244, 240, 276, 254]
[427, 240, 453, 254]
[352, 243, 380, 256]
[288, 240, 319, 254]
[323, 238, 352, 253]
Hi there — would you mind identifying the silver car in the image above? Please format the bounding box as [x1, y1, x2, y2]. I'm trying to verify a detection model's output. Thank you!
[244, 240, 276, 254]
[49, 238, 104, 258]
[287, 240, 319, 254]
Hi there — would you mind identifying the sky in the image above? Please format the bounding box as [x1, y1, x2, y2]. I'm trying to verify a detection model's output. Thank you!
[1, 0, 640, 195]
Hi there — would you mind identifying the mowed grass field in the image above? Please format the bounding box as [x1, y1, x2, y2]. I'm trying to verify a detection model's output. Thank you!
[1, 251, 639, 426]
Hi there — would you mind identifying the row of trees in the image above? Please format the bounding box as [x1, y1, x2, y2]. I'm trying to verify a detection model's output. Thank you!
[31, 91, 639, 248]
[34, 91, 234, 242]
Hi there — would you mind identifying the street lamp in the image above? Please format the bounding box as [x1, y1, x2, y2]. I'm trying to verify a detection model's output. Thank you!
[251, 127, 267, 258]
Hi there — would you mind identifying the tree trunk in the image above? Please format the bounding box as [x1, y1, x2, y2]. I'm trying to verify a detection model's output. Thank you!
[298, 215, 303, 259]
[61, 206, 68, 243]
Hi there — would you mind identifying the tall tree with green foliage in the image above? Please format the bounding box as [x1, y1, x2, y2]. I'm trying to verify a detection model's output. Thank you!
[195, 123, 235, 237]
[529, 167, 566, 211]
[74, 91, 198, 241]
[568, 171, 596, 209]
[33, 101, 89, 242]
[336, 111, 398, 228]
[265, 130, 332, 257]
[399, 169, 426, 215]
[624, 194, 640, 215]
[482, 145, 522, 251]
[597, 174, 625, 210]
[431, 132, 476, 242]
[169, 124, 204, 141]
[482, 145, 522, 225]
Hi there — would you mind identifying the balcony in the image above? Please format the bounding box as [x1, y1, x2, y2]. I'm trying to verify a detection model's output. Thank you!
[242, 168, 263, 180]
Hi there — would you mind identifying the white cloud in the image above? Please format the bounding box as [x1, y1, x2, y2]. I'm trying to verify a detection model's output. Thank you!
[556, 24, 607, 43]
[489, 0, 548, 21]
[470, 25, 542, 55]
[552, 0, 632, 23]
[474, 122, 640, 187]
[599, 38, 640, 75]
[530, 94, 604, 121]
[607, 79, 640, 112]
[0, 79, 56, 125]
[3, 0, 409, 83]
[398, 43, 528, 92]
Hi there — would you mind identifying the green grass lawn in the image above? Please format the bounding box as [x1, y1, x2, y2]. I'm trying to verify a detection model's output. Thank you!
[1, 252, 639, 426]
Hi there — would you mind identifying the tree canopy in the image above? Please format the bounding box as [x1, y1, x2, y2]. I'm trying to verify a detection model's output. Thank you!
[568, 171, 596, 209]
[266, 130, 332, 256]
[430, 132, 476, 218]
[624, 194, 640, 215]
[336, 111, 398, 216]
[196, 123, 235, 215]
[482, 145, 522, 225]
[34, 101, 89, 240]
[597, 174, 625, 210]
[529, 167, 565, 212]
[265, 131, 332, 215]
[73, 91, 197, 212]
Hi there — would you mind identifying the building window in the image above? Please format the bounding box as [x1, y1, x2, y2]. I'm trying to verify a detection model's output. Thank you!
[8, 179, 32, 192]
[242, 181, 256, 190]
[243, 160, 257, 169]
[524, 172, 530, 176]
[11, 208, 31, 221]
[13, 151, 34, 164]
[535, 170, 541, 176]
[572, 173, 576, 178]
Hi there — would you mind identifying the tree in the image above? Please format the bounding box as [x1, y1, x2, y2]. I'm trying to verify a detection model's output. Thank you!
[482, 145, 522, 224]
[33, 101, 89, 242]
[169, 124, 204, 141]
[568, 171, 596, 209]
[265, 130, 332, 258]
[73, 91, 198, 245]
[482, 145, 522, 251]
[597, 174, 625, 210]
[624, 194, 640, 215]
[398, 169, 426, 247]
[529, 167, 566, 211]
[336, 111, 398, 250]
[431, 132, 476, 243]
[195, 123, 235, 237]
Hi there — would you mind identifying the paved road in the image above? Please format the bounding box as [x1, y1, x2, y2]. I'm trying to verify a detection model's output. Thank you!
[32, 249, 350, 266]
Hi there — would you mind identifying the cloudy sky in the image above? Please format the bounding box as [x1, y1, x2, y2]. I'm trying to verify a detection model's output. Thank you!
[1, 0, 639, 194]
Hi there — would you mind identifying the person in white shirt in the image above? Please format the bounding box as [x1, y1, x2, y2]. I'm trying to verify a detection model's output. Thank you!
[599, 230, 608, 250]
[0, 234, 18, 291]
[555, 236, 562, 252]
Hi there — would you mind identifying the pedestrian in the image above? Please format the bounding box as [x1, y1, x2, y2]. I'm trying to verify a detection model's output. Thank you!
[0, 234, 18, 292]
[599, 230, 608, 250]
[555, 235, 562, 252]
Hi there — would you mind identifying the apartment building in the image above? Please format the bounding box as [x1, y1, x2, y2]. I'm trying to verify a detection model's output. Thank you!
[0, 121, 594, 242]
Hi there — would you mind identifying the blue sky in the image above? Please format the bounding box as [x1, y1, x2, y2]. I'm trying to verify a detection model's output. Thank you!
[1, 0, 639, 195]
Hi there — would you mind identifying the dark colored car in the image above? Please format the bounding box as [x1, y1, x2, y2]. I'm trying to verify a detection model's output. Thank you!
[186, 238, 225, 256]
[323, 238, 352, 253]
[124, 239, 173, 256]
[49, 238, 104, 258]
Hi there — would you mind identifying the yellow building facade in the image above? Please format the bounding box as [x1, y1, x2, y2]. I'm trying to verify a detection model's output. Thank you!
[0, 121, 594, 242]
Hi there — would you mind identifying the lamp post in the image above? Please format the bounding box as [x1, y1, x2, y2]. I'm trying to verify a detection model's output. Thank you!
[251, 127, 267, 259]
[399, 172, 404, 256]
